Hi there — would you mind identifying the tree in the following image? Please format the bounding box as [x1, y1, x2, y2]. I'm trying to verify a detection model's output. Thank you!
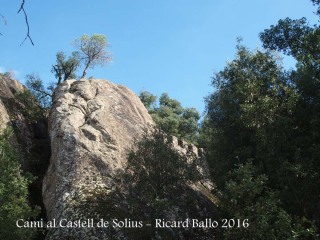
[119, 128, 215, 239]
[311, 0, 320, 15]
[25, 73, 53, 108]
[26, 50, 80, 107]
[73, 34, 112, 79]
[220, 162, 317, 240]
[259, 17, 315, 62]
[80, 128, 216, 239]
[126, 129, 200, 201]
[201, 2, 320, 234]
[139, 91, 157, 111]
[51, 51, 80, 84]
[0, 128, 39, 240]
[259, 7, 320, 224]
[179, 108, 200, 142]
[139, 92, 200, 143]
[159, 93, 183, 114]
[202, 40, 319, 236]
[204, 43, 298, 186]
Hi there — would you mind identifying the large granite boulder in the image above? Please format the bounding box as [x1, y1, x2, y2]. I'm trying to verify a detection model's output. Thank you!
[43, 79, 215, 239]
[43, 79, 154, 239]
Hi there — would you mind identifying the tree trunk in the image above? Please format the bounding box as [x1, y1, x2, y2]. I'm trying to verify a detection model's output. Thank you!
[81, 61, 91, 79]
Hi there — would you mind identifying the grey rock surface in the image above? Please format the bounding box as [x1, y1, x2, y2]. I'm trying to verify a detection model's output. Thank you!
[0, 75, 25, 131]
[43, 79, 154, 239]
[43, 79, 215, 239]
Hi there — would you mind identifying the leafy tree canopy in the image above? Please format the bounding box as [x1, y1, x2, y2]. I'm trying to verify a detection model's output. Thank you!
[51, 51, 80, 84]
[118, 128, 214, 239]
[220, 162, 317, 240]
[202, 6, 320, 233]
[25, 73, 53, 109]
[139, 91, 157, 111]
[139, 91, 200, 143]
[73, 34, 112, 79]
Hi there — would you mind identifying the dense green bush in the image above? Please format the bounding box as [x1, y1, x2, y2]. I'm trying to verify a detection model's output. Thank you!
[201, 4, 320, 235]
[0, 127, 39, 240]
[139, 92, 200, 143]
[120, 128, 216, 239]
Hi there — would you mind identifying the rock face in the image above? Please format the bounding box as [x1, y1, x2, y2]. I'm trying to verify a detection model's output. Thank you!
[0, 75, 25, 131]
[0, 75, 38, 169]
[0, 99, 10, 131]
[43, 79, 154, 239]
[1, 76, 214, 239]
[0, 75, 51, 223]
[43, 79, 215, 239]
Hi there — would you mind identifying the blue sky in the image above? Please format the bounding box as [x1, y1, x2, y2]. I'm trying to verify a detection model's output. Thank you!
[0, 0, 318, 114]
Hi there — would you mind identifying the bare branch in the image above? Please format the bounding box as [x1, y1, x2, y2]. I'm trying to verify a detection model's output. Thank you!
[0, 14, 7, 25]
[18, 0, 34, 46]
[0, 13, 7, 36]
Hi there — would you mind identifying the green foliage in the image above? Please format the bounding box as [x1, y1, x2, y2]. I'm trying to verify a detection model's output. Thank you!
[73, 33, 112, 79]
[1, 75, 48, 123]
[220, 162, 316, 240]
[260, 17, 313, 59]
[204, 44, 298, 186]
[0, 128, 39, 240]
[139, 92, 200, 143]
[126, 128, 200, 199]
[2, 73, 49, 122]
[77, 128, 215, 239]
[139, 91, 157, 111]
[202, 39, 320, 237]
[14, 90, 48, 122]
[259, 7, 320, 224]
[120, 128, 215, 239]
[259, 2, 320, 72]
[159, 93, 183, 114]
[25, 73, 53, 109]
[311, 0, 320, 16]
[51, 51, 80, 84]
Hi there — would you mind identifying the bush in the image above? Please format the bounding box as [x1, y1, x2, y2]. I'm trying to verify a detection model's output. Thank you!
[121, 128, 216, 239]
[0, 127, 39, 240]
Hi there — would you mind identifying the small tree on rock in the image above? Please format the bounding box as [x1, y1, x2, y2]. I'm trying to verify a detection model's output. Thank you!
[51, 51, 80, 84]
[73, 34, 112, 79]
[25, 73, 53, 108]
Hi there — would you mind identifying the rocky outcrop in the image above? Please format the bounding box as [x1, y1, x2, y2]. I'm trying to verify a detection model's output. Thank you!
[43, 79, 215, 239]
[0, 75, 37, 170]
[170, 136, 214, 200]
[0, 99, 11, 131]
[0, 75, 51, 229]
[0, 75, 25, 98]
[0, 75, 25, 131]
[43, 79, 154, 239]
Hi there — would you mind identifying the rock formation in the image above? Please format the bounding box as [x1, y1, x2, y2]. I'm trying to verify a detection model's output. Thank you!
[43, 79, 154, 239]
[0, 75, 40, 169]
[0, 76, 214, 239]
[43, 79, 215, 239]
[0, 75, 51, 229]
[0, 75, 25, 131]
